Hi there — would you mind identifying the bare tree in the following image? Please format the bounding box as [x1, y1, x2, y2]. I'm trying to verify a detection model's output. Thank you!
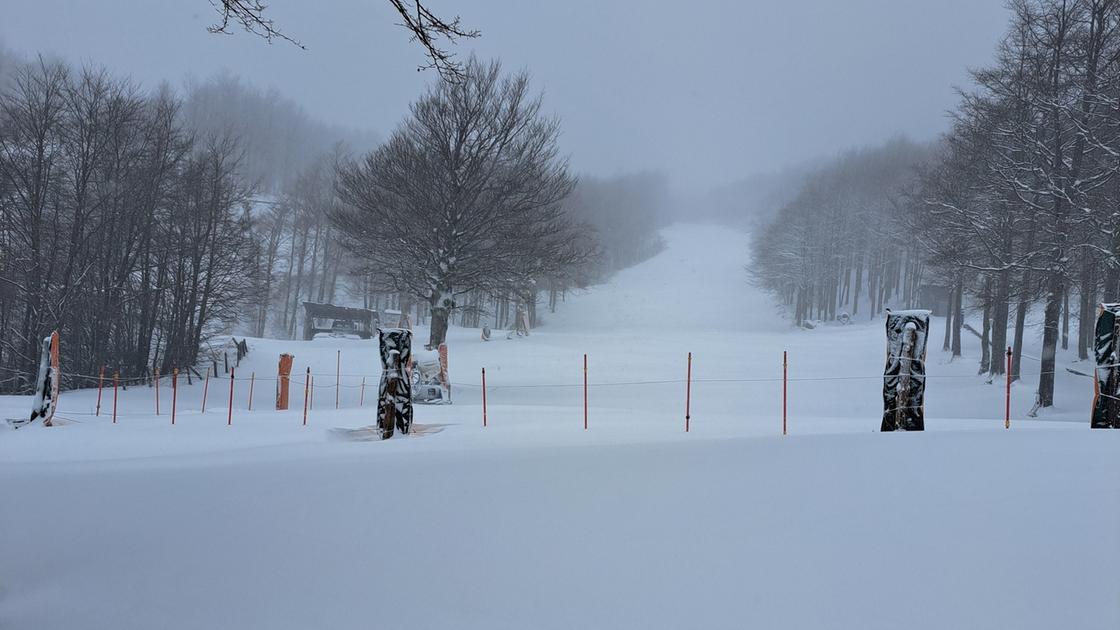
[208, 0, 480, 81]
[333, 57, 593, 348]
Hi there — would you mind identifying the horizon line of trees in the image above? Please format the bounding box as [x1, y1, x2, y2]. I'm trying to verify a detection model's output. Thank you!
[0, 48, 671, 391]
[753, 0, 1120, 412]
[0, 58, 259, 393]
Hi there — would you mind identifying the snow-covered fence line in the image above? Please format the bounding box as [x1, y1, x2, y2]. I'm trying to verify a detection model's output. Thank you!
[5, 352, 1097, 432]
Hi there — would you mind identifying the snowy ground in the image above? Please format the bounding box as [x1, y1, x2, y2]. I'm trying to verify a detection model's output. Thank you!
[2, 224, 1118, 629]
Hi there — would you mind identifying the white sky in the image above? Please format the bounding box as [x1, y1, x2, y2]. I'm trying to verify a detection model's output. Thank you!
[0, 0, 1009, 190]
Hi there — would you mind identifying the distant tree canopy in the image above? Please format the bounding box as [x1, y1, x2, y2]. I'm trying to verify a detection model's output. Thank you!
[562, 172, 669, 275]
[753, 0, 1120, 413]
[180, 73, 379, 192]
[332, 57, 596, 348]
[208, 0, 479, 81]
[0, 59, 259, 392]
[750, 138, 933, 328]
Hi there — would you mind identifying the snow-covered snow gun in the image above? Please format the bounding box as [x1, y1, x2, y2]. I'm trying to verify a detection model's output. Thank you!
[1091, 303, 1120, 428]
[881, 309, 929, 431]
[377, 328, 414, 439]
[411, 343, 451, 404]
[14, 330, 61, 428]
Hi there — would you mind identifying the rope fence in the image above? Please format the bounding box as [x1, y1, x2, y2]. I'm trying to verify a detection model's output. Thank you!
[5, 346, 1106, 432]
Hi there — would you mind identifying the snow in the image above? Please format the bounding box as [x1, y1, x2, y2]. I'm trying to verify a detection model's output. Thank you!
[2, 223, 1118, 629]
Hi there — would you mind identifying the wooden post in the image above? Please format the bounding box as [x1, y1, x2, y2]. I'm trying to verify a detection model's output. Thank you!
[302, 368, 310, 426]
[112, 371, 119, 424]
[171, 368, 178, 425]
[1005, 346, 1012, 429]
[583, 353, 588, 431]
[95, 366, 104, 416]
[277, 354, 294, 410]
[482, 367, 488, 428]
[154, 368, 160, 415]
[782, 351, 788, 436]
[248, 372, 255, 411]
[685, 352, 692, 432]
[336, 349, 341, 409]
[201, 366, 210, 413]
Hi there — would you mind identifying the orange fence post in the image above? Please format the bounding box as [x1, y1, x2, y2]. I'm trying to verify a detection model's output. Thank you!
[201, 366, 210, 413]
[171, 368, 178, 425]
[583, 353, 588, 431]
[1005, 346, 1012, 430]
[302, 368, 310, 426]
[277, 353, 294, 410]
[782, 351, 788, 436]
[248, 372, 255, 411]
[155, 368, 161, 415]
[112, 371, 119, 424]
[359, 376, 366, 407]
[482, 367, 488, 428]
[96, 366, 105, 416]
[685, 352, 692, 433]
[227, 368, 235, 426]
[336, 350, 341, 409]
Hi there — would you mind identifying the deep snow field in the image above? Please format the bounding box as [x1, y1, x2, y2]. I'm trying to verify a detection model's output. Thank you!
[1, 224, 1117, 629]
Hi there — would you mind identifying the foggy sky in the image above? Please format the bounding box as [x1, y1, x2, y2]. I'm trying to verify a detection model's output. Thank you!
[0, 0, 1008, 191]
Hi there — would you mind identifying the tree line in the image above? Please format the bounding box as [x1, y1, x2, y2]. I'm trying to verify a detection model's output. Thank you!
[0, 49, 670, 391]
[753, 0, 1120, 412]
[0, 59, 257, 392]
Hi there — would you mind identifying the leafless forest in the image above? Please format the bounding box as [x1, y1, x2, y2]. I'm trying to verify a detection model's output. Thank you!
[0, 48, 667, 393]
[751, 0, 1120, 410]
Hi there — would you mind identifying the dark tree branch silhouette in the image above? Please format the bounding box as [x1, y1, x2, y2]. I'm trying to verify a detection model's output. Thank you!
[208, 0, 479, 81]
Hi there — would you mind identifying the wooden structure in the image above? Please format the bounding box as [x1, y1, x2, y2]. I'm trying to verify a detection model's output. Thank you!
[302, 302, 379, 340]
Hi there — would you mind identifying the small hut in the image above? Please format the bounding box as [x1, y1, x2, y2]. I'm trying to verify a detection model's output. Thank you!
[302, 302, 380, 340]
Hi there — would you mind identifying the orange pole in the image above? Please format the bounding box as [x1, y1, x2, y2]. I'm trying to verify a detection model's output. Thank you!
[336, 350, 341, 409]
[782, 351, 788, 436]
[171, 368, 178, 425]
[248, 372, 255, 411]
[302, 368, 310, 426]
[583, 353, 588, 431]
[155, 368, 160, 415]
[685, 352, 692, 432]
[1005, 346, 1012, 429]
[112, 371, 119, 424]
[359, 376, 366, 407]
[201, 367, 210, 413]
[482, 367, 488, 428]
[227, 368, 235, 426]
[95, 366, 104, 416]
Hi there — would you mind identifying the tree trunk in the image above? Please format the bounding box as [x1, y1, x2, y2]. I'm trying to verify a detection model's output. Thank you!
[1037, 272, 1064, 408]
[1078, 260, 1094, 361]
[951, 275, 963, 359]
[979, 278, 991, 374]
[989, 270, 1010, 376]
[942, 284, 953, 352]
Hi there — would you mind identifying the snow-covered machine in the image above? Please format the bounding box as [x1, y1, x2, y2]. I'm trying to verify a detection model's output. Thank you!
[1091, 302, 1120, 429]
[377, 328, 413, 439]
[10, 331, 61, 428]
[411, 343, 450, 404]
[881, 309, 929, 431]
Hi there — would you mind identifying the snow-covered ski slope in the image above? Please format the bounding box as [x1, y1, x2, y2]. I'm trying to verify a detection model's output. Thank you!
[2, 224, 1118, 629]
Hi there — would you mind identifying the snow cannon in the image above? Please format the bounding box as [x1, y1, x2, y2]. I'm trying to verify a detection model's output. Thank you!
[11, 330, 61, 428]
[881, 309, 930, 431]
[1091, 303, 1120, 428]
[411, 343, 451, 404]
[377, 328, 413, 439]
